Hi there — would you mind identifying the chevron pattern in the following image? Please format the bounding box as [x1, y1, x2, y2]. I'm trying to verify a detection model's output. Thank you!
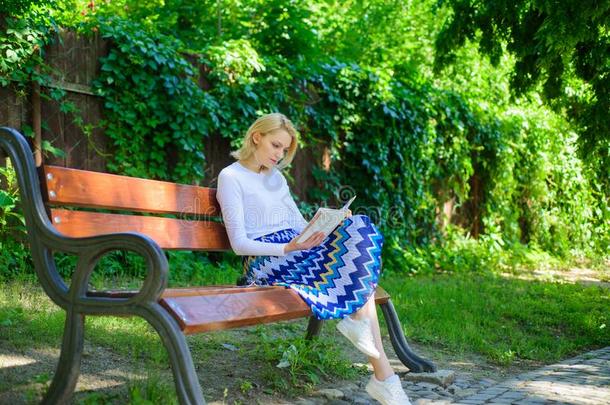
[242, 214, 384, 320]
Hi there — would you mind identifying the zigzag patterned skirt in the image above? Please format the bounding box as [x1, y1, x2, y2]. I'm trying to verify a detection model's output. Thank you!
[241, 214, 384, 320]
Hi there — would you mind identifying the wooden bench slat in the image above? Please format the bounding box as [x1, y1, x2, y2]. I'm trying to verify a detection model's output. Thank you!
[89, 285, 390, 303]
[87, 285, 288, 299]
[161, 285, 289, 297]
[160, 286, 391, 334]
[50, 208, 231, 250]
[43, 165, 221, 216]
[161, 288, 311, 334]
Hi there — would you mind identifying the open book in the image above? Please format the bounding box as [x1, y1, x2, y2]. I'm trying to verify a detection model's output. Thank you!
[295, 195, 357, 244]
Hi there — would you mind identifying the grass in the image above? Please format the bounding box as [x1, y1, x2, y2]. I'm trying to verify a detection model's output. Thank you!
[0, 269, 363, 403]
[381, 271, 609, 365]
[1, 253, 609, 402]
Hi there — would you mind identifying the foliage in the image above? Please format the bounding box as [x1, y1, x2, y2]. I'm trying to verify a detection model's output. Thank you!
[0, 0, 56, 15]
[0, 1, 57, 87]
[0, 237, 31, 280]
[253, 330, 362, 390]
[0, 160, 25, 237]
[489, 103, 601, 255]
[91, 17, 216, 182]
[127, 374, 178, 405]
[310, 0, 443, 79]
[0, 160, 31, 279]
[0, 0, 608, 283]
[435, 0, 610, 191]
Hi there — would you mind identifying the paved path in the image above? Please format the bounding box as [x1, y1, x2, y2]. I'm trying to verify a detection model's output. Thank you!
[295, 346, 610, 405]
[453, 346, 610, 405]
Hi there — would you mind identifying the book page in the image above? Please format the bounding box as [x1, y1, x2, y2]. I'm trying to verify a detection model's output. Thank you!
[295, 195, 356, 244]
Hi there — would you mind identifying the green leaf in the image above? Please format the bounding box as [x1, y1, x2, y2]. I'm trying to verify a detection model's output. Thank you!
[5, 49, 18, 62]
[41, 140, 66, 158]
[0, 190, 15, 210]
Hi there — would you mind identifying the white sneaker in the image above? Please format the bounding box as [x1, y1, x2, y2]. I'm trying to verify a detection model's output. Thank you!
[365, 374, 412, 405]
[336, 316, 380, 359]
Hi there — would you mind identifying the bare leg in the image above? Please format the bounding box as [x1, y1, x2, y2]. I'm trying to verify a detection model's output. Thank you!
[351, 294, 394, 381]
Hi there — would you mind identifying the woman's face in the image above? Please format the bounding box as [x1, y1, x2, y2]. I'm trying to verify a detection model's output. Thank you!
[253, 129, 293, 169]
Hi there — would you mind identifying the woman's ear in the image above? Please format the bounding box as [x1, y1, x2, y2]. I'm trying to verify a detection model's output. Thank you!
[253, 131, 265, 145]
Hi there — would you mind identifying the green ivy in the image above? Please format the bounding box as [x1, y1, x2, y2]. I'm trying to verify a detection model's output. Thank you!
[0, 4, 56, 87]
[0, 160, 32, 279]
[93, 17, 217, 182]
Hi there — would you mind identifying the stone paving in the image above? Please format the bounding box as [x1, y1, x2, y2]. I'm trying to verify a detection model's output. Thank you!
[454, 346, 610, 405]
[293, 346, 610, 405]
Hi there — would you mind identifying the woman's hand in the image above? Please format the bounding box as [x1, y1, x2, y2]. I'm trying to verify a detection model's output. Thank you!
[284, 231, 325, 254]
[346, 209, 352, 218]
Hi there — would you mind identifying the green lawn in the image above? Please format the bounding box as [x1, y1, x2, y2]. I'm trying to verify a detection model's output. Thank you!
[1, 261, 608, 403]
[382, 272, 609, 365]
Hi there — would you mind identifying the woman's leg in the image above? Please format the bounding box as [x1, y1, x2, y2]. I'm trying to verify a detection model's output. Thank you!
[351, 294, 394, 381]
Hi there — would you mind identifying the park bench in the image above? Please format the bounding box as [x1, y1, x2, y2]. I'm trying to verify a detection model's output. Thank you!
[0, 127, 435, 404]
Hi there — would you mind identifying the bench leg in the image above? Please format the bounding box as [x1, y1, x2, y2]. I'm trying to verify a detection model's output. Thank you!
[141, 304, 206, 405]
[305, 316, 324, 340]
[379, 300, 437, 373]
[42, 310, 84, 405]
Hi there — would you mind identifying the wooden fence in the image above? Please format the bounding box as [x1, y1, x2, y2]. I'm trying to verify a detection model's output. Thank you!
[0, 30, 320, 200]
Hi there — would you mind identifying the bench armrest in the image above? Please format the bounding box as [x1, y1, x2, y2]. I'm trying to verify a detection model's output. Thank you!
[1, 127, 168, 313]
[65, 231, 169, 312]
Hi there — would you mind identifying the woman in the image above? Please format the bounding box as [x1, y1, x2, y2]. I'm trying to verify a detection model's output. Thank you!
[216, 113, 411, 405]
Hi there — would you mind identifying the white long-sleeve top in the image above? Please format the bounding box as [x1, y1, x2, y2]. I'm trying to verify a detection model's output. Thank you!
[216, 161, 309, 256]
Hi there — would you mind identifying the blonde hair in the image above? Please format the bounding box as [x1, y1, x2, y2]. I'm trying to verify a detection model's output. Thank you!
[230, 113, 299, 170]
